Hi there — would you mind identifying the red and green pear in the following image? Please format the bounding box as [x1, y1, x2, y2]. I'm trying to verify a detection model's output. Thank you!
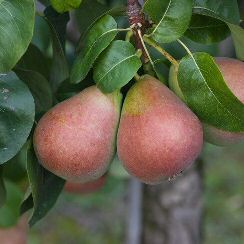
[117, 75, 203, 184]
[64, 175, 107, 194]
[34, 86, 122, 183]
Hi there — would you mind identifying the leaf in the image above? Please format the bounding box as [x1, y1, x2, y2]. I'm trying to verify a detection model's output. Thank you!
[15, 69, 53, 114]
[74, 0, 109, 36]
[0, 180, 23, 228]
[184, 14, 230, 44]
[27, 145, 65, 227]
[144, 0, 193, 43]
[178, 52, 244, 132]
[0, 167, 6, 208]
[70, 15, 118, 84]
[17, 43, 50, 80]
[228, 23, 244, 61]
[20, 188, 33, 215]
[44, 8, 70, 92]
[0, 0, 35, 72]
[51, 0, 82, 13]
[93, 40, 142, 93]
[185, 1, 240, 44]
[3, 141, 29, 183]
[193, 0, 240, 24]
[0, 72, 35, 164]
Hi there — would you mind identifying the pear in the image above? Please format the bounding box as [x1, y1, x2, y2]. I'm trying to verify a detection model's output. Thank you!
[117, 75, 203, 184]
[169, 58, 244, 146]
[64, 175, 107, 194]
[34, 86, 122, 183]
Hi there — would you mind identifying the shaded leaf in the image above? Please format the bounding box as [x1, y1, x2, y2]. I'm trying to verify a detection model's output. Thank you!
[178, 52, 244, 132]
[93, 40, 142, 93]
[71, 15, 118, 84]
[144, 0, 192, 43]
[15, 69, 53, 114]
[75, 0, 109, 36]
[3, 141, 29, 183]
[185, 14, 230, 44]
[17, 43, 50, 80]
[44, 8, 70, 92]
[0, 72, 35, 164]
[27, 145, 65, 227]
[193, 0, 240, 24]
[0, 167, 6, 208]
[20, 188, 33, 215]
[0, 0, 35, 72]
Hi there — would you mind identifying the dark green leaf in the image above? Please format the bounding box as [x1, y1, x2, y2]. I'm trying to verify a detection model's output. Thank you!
[93, 40, 142, 93]
[185, 14, 230, 44]
[17, 43, 50, 80]
[70, 15, 118, 84]
[178, 52, 244, 132]
[228, 23, 244, 61]
[144, 0, 193, 43]
[152, 59, 167, 84]
[20, 188, 33, 215]
[0, 0, 35, 72]
[75, 0, 109, 36]
[0, 72, 35, 164]
[193, 0, 240, 24]
[3, 141, 29, 183]
[0, 180, 23, 228]
[15, 69, 53, 114]
[0, 167, 6, 208]
[44, 9, 70, 92]
[27, 145, 65, 227]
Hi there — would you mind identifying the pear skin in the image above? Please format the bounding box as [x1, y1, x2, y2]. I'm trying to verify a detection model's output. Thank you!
[34, 86, 122, 183]
[117, 75, 203, 184]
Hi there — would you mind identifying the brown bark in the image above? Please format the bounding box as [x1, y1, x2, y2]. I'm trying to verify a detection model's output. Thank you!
[142, 160, 203, 244]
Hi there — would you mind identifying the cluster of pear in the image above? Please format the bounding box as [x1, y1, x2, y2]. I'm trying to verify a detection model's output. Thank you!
[33, 58, 244, 185]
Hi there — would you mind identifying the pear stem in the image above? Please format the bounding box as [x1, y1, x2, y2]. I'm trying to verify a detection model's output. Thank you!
[134, 73, 141, 81]
[143, 36, 179, 67]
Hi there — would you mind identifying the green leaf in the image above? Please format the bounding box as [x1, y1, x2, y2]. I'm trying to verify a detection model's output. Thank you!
[228, 23, 244, 61]
[193, 0, 240, 24]
[44, 9, 70, 92]
[15, 69, 53, 114]
[184, 14, 230, 44]
[74, 0, 109, 36]
[3, 141, 29, 183]
[0, 72, 35, 164]
[144, 0, 193, 43]
[93, 40, 142, 93]
[27, 145, 65, 227]
[51, 0, 82, 13]
[17, 43, 50, 80]
[0, 180, 23, 228]
[20, 188, 33, 215]
[0, 167, 6, 208]
[178, 52, 244, 132]
[185, 1, 240, 44]
[0, 0, 35, 72]
[70, 15, 118, 84]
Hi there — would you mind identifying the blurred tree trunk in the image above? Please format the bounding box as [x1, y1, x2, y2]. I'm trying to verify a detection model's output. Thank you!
[142, 160, 203, 244]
